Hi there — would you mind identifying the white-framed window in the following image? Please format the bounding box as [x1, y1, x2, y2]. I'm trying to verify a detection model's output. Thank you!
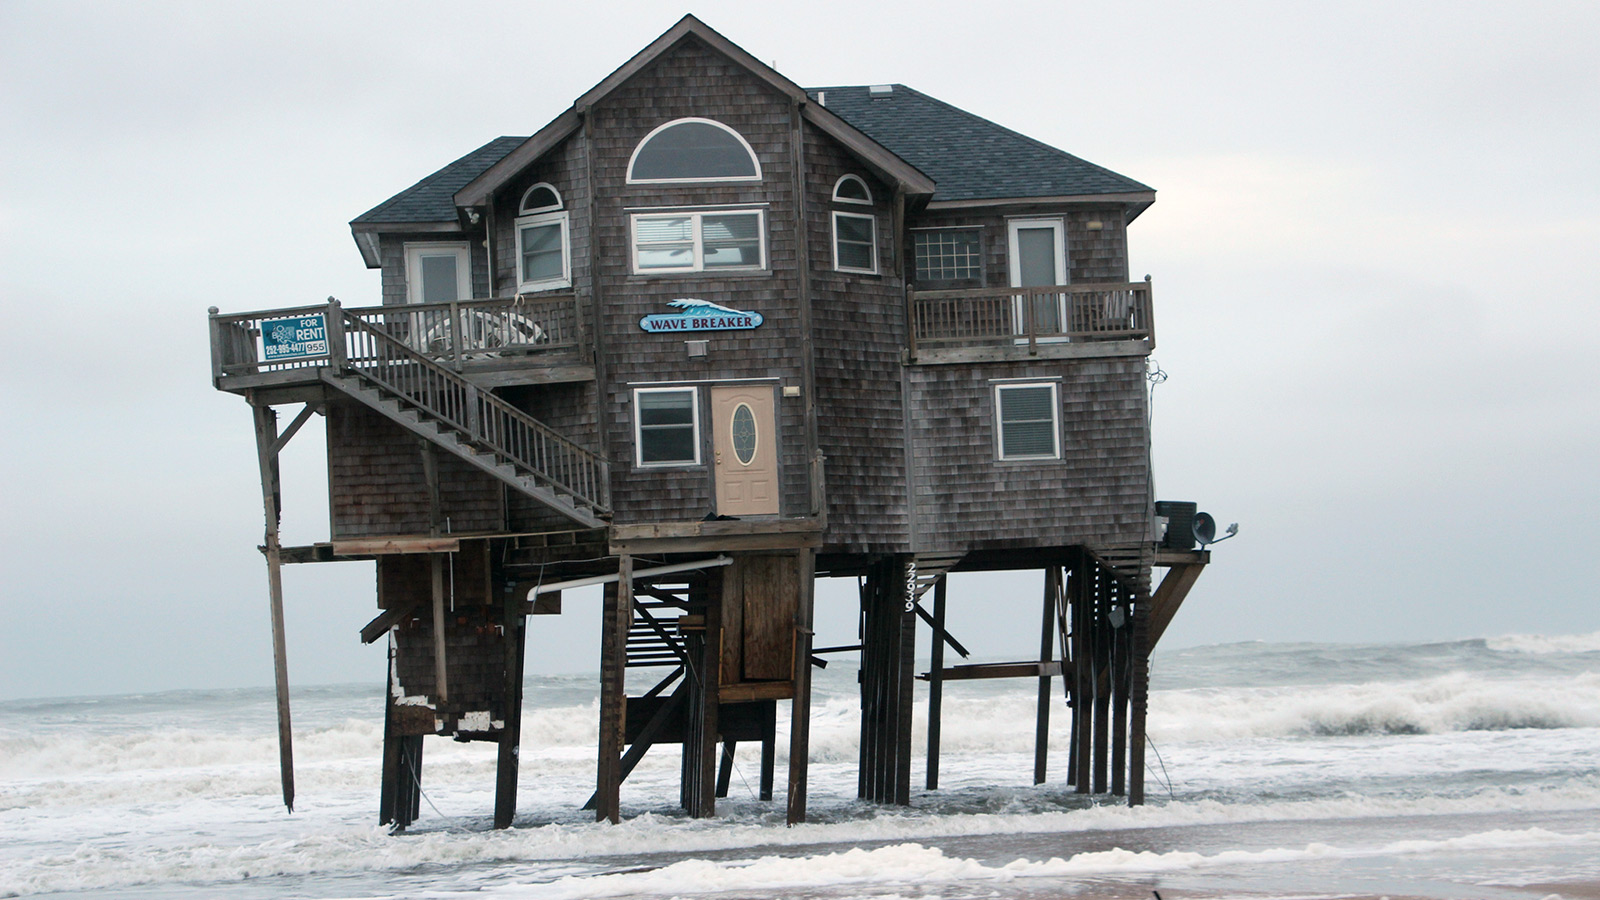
[627, 118, 761, 184]
[914, 228, 983, 282]
[831, 211, 877, 274]
[404, 242, 471, 304]
[514, 183, 570, 291]
[631, 209, 766, 274]
[634, 387, 701, 467]
[994, 382, 1061, 460]
[519, 182, 562, 214]
[515, 211, 570, 291]
[832, 173, 872, 205]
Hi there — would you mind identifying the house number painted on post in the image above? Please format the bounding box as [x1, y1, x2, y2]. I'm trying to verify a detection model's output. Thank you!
[904, 560, 918, 613]
[639, 299, 764, 333]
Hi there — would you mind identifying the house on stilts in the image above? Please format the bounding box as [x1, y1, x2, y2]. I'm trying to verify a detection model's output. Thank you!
[208, 14, 1215, 829]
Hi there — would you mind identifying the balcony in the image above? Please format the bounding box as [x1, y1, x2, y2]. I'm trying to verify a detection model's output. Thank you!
[210, 294, 591, 393]
[907, 280, 1154, 364]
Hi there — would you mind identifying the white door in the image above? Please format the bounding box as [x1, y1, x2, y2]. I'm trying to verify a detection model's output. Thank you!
[1007, 219, 1067, 338]
[403, 243, 470, 351]
[711, 384, 779, 516]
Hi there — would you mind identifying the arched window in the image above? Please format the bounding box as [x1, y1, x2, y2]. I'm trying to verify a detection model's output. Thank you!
[832, 174, 872, 205]
[515, 182, 570, 291]
[519, 182, 562, 214]
[830, 175, 877, 275]
[627, 118, 761, 183]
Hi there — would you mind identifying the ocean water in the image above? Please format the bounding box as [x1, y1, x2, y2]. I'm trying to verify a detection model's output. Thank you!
[3, 633, 1599, 899]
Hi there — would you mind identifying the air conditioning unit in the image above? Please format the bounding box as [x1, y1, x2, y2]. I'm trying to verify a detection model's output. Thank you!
[1154, 501, 1197, 550]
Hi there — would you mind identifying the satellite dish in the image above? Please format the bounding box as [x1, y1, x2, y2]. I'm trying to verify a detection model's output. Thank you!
[1192, 512, 1239, 550]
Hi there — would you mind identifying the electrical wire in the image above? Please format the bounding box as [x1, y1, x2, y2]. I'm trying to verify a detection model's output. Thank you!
[1145, 736, 1176, 803]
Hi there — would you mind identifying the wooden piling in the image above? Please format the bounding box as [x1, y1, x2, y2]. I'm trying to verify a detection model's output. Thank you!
[1073, 555, 1092, 794]
[926, 574, 947, 790]
[595, 556, 631, 823]
[858, 556, 915, 805]
[494, 588, 526, 829]
[681, 569, 721, 817]
[250, 402, 295, 814]
[1129, 584, 1150, 806]
[1034, 567, 1057, 784]
[786, 549, 816, 825]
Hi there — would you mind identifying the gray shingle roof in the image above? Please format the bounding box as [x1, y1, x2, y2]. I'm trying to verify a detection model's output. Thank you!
[806, 85, 1152, 204]
[352, 86, 1153, 226]
[351, 136, 526, 226]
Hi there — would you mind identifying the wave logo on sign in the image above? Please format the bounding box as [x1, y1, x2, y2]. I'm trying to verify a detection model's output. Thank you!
[639, 299, 763, 333]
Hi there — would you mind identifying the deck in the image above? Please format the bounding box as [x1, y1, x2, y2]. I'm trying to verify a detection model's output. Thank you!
[209, 294, 593, 395]
[908, 279, 1154, 364]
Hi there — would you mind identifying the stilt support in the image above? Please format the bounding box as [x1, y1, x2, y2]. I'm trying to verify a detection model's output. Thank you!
[858, 556, 915, 805]
[494, 588, 526, 829]
[926, 575, 947, 790]
[250, 401, 295, 813]
[786, 549, 817, 825]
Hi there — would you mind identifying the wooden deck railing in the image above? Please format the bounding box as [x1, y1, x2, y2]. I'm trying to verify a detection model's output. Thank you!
[908, 279, 1154, 357]
[339, 312, 609, 515]
[209, 298, 607, 513]
[209, 294, 584, 381]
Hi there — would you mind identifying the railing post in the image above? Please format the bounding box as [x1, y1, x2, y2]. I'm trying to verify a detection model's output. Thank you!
[1024, 287, 1038, 356]
[208, 306, 225, 386]
[449, 300, 463, 371]
[1143, 275, 1156, 350]
[464, 381, 482, 437]
[905, 286, 918, 362]
[326, 297, 347, 370]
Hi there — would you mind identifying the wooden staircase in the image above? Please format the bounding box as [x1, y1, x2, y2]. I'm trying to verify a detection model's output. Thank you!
[321, 312, 611, 529]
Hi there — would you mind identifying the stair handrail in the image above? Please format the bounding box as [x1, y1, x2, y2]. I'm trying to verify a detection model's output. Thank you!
[337, 308, 611, 515]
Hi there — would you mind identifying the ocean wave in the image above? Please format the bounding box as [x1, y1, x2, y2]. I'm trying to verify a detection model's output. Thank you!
[1487, 630, 1600, 655]
[1148, 671, 1600, 741]
[0, 703, 599, 780]
[7, 789, 1600, 897]
[493, 827, 1600, 899]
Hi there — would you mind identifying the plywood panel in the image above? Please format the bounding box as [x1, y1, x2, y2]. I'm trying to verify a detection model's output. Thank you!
[737, 555, 798, 681]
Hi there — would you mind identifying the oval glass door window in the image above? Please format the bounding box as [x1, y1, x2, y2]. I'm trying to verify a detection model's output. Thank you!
[730, 403, 758, 465]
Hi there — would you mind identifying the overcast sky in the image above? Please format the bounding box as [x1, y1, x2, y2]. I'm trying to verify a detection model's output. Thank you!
[1, 1, 1596, 701]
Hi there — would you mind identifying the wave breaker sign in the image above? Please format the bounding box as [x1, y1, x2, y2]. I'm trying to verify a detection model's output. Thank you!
[639, 299, 763, 333]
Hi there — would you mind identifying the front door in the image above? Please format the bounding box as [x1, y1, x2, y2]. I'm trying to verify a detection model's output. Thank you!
[711, 384, 779, 516]
[1008, 219, 1067, 337]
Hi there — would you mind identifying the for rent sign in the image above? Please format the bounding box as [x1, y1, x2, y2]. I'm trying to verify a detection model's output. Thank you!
[261, 314, 329, 361]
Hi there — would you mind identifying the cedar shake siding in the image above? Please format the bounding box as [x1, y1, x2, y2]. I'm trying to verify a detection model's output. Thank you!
[326, 402, 504, 538]
[806, 124, 911, 553]
[906, 357, 1149, 552]
[587, 37, 811, 523]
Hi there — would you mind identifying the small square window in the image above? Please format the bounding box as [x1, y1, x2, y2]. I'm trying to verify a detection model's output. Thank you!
[995, 383, 1060, 460]
[832, 211, 877, 274]
[635, 387, 701, 466]
[914, 229, 982, 282]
